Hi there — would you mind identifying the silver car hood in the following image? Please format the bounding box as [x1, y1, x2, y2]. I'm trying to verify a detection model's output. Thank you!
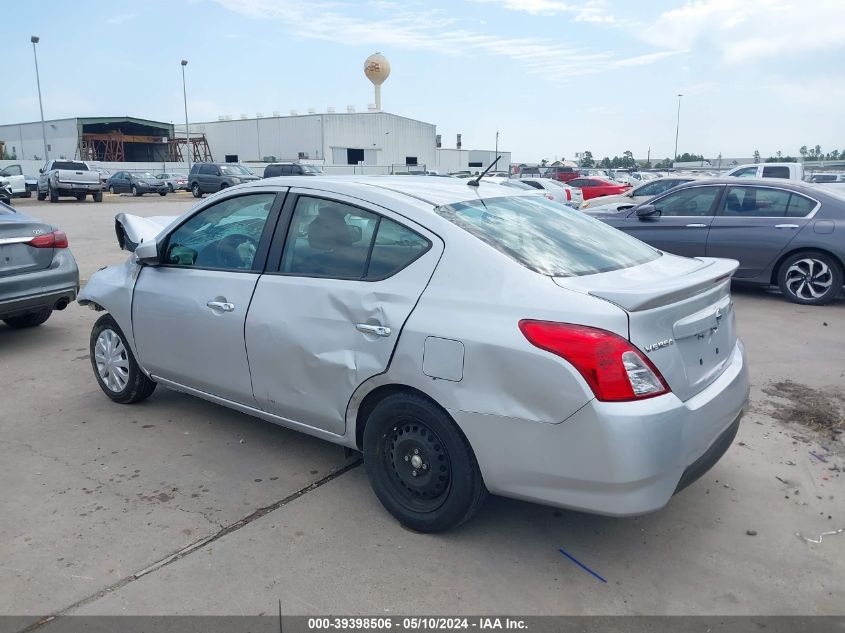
[115, 213, 179, 251]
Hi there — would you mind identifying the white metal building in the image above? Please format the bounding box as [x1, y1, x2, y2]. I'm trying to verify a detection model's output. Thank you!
[177, 111, 437, 169]
[0, 117, 80, 161]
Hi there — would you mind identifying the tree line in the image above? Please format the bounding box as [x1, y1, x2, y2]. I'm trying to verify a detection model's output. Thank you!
[570, 146, 843, 170]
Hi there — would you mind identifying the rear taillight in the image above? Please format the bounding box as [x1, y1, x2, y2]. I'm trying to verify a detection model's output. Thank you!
[28, 230, 68, 249]
[565, 188, 572, 201]
[518, 320, 669, 402]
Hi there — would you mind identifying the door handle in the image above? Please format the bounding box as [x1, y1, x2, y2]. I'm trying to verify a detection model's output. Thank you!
[356, 323, 391, 337]
[775, 224, 799, 229]
[206, 300, 235, 312]
[685, 223, 707, 228]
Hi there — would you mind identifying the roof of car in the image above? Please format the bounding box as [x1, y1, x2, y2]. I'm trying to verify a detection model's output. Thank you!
[241, 175, 533, 207]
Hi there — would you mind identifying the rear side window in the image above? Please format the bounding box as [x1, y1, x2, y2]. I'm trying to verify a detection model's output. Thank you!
[280, 197, 430, 280]
[567, 178, 587, 187]
[264, 165, 281, 178]
[722, 186, 791, 217]
[436, 195, 659, 277]
[762, 166, 791, 179]
[731, 167, 758, 178]
[785, 193, 817, 217]
[199, 164, 217, 175]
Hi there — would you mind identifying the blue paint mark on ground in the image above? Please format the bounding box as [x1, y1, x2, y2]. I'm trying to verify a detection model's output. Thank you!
[559, 547, 608, 583]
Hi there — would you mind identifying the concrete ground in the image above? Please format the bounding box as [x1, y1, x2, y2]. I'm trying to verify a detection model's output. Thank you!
[1, 194, 843, 621]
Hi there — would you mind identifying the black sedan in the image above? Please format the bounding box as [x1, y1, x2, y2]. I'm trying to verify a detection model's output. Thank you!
[106, 171, 168, 196]
[593, 178, 845, 305]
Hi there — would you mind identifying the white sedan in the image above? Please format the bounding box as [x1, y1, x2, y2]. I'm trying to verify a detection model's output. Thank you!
[512, 177, 583, 207]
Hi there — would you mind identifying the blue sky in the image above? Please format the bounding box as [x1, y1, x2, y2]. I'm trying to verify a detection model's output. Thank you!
[4, 0, 843, 162]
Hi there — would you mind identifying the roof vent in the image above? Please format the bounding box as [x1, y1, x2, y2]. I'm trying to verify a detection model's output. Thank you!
[240, 113, 248, 119]
[256, 112, 264, 118]
[347, 105, 356, 113]
[289, 109, 298, 116]
[272, 110, 280, 117]
[327, 106, 336, 113]
[308, 107, 316, 114]
[367, 103, 377, 112]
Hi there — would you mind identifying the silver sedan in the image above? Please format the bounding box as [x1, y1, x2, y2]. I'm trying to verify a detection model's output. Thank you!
[79, 176, 749, 532]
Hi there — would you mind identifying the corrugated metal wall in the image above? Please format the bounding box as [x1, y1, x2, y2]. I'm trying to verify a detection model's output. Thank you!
[0, 118, 79, 162]
[182, 112, 436, 167]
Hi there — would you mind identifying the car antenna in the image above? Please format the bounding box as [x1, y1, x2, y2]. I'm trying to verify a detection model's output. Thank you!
[467, 156, 502, 187]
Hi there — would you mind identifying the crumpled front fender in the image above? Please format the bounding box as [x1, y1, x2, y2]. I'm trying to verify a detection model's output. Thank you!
[78, 257, 143, 360]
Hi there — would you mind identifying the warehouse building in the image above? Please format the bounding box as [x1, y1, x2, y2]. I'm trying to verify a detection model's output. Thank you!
[0, 116, 188, 163]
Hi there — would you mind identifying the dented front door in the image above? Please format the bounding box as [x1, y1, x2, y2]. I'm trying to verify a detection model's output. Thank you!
[245, 192, 443, 435]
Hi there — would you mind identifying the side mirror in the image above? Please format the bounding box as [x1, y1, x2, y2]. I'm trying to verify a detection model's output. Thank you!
[635, 204, 660, 219]
[39, 168, 44, 174]
[134, 240, 160, 265]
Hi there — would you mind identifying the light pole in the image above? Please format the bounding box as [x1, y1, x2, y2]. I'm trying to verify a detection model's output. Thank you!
[181, 59, 191, 170]
[31, 36, 49, 162]
[673, 93, 683, 166]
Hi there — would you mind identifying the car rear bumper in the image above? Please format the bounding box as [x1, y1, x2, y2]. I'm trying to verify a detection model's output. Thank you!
[0, 250, 80, 319]
[55, 183, 102, 194]
[453, 339, 749, 516]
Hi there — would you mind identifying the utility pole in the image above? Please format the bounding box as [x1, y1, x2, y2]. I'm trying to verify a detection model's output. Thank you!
[181, 59, 191, 170]
[31, 36, 49, 161]
[495, 130, 499, 164]
[673, 93, 683, 166]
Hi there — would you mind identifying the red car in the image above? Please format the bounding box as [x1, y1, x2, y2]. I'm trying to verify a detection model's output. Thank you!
[566, 177, 630, 200]
[543, 165, 580, 184]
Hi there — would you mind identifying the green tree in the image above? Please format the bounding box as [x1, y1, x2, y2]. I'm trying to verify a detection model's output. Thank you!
[776, 150, 783, 159]
[540, 158, 548, 167]
[753, 150, 761, 163]
[815, 144, 822, 159]
[580, 150, 595, 168]
[831, 150, 840, 161]
[600, 157, 612, 168]
[622, 150, 635, 168]
[799, 145, 808, 160]
[676, 152, 705, 162]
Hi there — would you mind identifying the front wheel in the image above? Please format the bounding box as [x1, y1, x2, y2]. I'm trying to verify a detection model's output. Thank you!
[90, 315, 156, 404]
[159, 191, 167, 196]
[777, 251, 843, 305]
[76, 193, 86, 201]
[363, 393, 487, 533]
[167, 183, 174, 193]
[108, 185, 115, 194]
[131, 185, 141, 197]
[37, 190, 46, 201]
[93, 191, 103, 202]
[191, 183, 202, 198]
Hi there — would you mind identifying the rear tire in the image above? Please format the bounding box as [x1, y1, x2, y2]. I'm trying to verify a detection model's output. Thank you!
[159, 191, 167, 196]
[191, 183, 202, 198]
[49, 185, 58, 203]
[363, 392, 487, 533]
[93, 191, 103, 202]
[777, 251, 843, 305]
[3, 309, 52, 329]
[37, 190, 46, 201]
[167, 183, 174, 192]
[90, 314, 156, 404]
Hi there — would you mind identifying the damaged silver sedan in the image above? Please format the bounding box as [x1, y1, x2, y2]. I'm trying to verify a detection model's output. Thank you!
[79, 176, 749, 532]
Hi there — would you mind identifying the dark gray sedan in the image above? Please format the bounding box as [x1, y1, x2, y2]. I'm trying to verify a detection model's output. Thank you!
[0, 202, 79, 328]
[594, 178, 845, 305]
[106, 171, 168, 196]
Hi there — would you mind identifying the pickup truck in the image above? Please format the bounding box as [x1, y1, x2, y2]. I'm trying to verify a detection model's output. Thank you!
[0, 164, 29, 198]
[37, 160, 103, 202]
[722, 162, 804, 181]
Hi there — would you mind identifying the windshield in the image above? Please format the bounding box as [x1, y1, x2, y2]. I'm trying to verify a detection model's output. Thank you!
[53, 161, 88, 171]
[219, 164, 253, 175]
[134, 172, 155, 179]
[436, 195, 660, 277]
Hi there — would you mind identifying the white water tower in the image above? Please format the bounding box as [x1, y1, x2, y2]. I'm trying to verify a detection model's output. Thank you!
[364, 52, 390, 112]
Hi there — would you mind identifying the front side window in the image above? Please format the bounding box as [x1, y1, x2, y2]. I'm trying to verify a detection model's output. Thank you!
[280, 197, 430, 280]
[652, 186, 721, 216]
[567, 178, 587, 188]
[436, 195, 659, 277]
[164, 193, 276, 270]
[199, 164, 218, 175]
[721, 186, 791, 217]
[732, 167, 758, 178]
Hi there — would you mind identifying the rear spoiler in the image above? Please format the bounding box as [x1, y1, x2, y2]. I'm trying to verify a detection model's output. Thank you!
[555, 257, 739, 312]
[114, 213, 178, 252]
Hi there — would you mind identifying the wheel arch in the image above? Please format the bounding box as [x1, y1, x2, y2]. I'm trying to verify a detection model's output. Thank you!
[352, 382, 450, 451]
[770, 246, 845, 285]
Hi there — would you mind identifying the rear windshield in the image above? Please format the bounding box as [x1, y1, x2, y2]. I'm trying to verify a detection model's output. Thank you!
[436, 195, 660, 277]
[52, 161, 88, 171]
[0, 201, 14, 215]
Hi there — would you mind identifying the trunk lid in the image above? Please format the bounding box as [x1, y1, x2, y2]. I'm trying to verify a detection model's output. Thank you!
[554, 254, 739, 401]
[0, 215, 56, 277]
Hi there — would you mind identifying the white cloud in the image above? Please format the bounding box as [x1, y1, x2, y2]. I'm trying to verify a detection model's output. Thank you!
[646, 0, 844, 63]
[212, 0, 670, 80]
[106, 13, 137, 25]
[471, 0, 616, 22]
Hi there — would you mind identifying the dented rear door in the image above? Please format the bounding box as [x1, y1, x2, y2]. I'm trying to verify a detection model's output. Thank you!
[246, 190, 443, 435]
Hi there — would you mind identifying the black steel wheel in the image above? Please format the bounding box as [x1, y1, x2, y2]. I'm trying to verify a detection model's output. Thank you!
[363, 392, 487, 532]
[192, 183, 203, 198]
